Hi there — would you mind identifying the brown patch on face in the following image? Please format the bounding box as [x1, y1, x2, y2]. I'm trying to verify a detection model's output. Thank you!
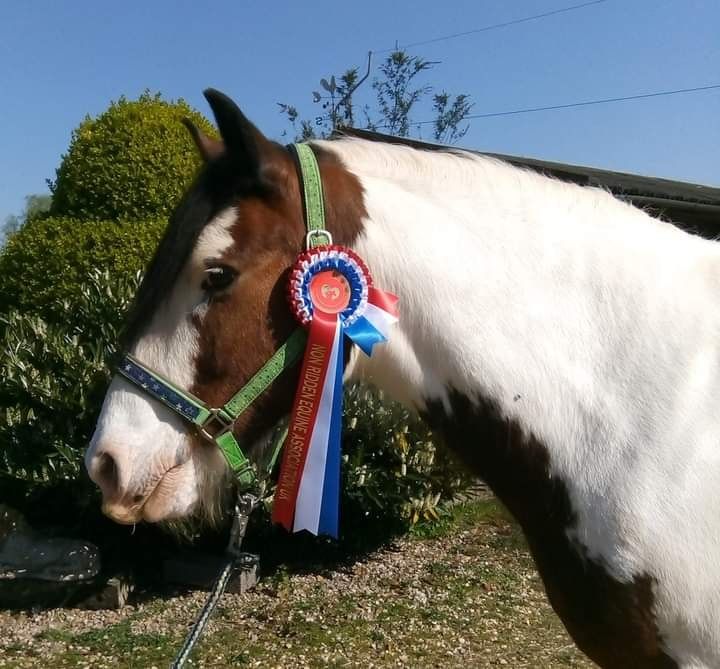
[422, 390, 677, 669]
[189, 144, 367, 459]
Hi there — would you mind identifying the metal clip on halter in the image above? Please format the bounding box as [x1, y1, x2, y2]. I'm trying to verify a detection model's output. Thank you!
[227, 492, 257, 557]
[306, 228, 332, 248]
[197, 408, 234, 441]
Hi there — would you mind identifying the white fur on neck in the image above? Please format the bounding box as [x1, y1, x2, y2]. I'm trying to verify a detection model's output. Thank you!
[323, 137, 720, 667]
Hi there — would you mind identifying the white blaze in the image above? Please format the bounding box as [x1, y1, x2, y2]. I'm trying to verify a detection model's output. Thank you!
[86, 208, 238, 522]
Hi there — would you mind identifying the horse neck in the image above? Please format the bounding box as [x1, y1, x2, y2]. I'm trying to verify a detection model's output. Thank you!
[326, 140, 720, 666]
[334, 139, 720, 486]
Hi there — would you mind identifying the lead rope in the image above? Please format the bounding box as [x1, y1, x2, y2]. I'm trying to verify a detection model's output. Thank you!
[170, 492, 258, 669]
[168, 143, 325, 667]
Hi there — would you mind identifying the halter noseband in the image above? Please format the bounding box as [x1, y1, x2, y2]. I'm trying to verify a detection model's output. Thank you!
[117, 143, 328, 492]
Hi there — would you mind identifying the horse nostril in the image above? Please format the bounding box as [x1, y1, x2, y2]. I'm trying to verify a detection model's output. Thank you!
[94, 451, 120, 497]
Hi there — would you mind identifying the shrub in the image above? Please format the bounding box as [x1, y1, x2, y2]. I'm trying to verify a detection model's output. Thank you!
[49, 92, 216, 221]
[0, 216, 165, 323]
[341, 385, 474, 524]
[0, 269, 139, 486]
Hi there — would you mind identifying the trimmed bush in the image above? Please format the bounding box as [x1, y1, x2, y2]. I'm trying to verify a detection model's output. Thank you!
[0, 216, 165, 323]
[49, 92, 216, 221]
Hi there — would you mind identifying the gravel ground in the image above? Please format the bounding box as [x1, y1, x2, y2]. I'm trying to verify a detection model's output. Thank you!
[0, 500, 593, 668]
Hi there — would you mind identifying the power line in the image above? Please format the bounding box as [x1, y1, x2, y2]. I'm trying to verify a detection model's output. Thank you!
[376, 0, 608, 53]
[377, 84, 720, 128]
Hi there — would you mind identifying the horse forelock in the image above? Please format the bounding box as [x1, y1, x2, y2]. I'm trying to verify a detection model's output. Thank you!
[121, 154, 266, 350]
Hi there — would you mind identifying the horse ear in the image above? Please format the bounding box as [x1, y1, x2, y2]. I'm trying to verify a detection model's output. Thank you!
[182, 118, 225, 162]
[203, 88, 270, 175]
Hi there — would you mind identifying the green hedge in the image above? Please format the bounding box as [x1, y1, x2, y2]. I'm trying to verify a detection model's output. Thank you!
[342, 385, 473, 523]
[0, 269, 139, 485]
[49, 92, 216, 221]
[0, 216, 165, 323]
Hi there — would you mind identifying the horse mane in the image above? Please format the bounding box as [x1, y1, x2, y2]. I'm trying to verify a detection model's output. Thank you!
[318, 135, 649, 227]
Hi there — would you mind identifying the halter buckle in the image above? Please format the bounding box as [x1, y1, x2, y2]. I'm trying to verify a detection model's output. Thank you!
[305, 229, 332, 249]
[198, 408, 234, 442]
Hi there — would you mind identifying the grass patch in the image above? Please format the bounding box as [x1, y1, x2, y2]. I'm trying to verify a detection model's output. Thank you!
[410, 496, 512, 539]
[33, 618, 174, 668]
[74, 619, 169, 653]
[182, 498, 590, 668]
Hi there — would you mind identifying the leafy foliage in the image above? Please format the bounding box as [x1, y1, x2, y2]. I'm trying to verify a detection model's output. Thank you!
[433, 92, 473, 144]
[0, 269, 139, 485]
[1, 215, 21, 248]
[341, 385, 474, 523]
[49, 92, 216, 221]
[372, 52, 434, 137]
[23, 194, 53, 223]
[279, 49, 473, 143]
[0, 216, 165, 323]
[278, 69, 364, 141]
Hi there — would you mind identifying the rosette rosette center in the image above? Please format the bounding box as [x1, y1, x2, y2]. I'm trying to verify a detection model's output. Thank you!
[288, 245, 371, 325]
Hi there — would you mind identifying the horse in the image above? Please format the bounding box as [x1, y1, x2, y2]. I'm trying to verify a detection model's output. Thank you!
[85, 89, 720, 668]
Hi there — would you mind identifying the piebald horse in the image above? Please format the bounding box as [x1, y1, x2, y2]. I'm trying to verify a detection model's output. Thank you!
[86, 89, 720, 668]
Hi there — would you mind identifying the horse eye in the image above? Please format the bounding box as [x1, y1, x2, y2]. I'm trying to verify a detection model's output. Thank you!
[202, 265, 237, 293]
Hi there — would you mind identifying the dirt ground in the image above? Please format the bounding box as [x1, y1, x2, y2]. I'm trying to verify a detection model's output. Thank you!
[0, 499, 593, 668]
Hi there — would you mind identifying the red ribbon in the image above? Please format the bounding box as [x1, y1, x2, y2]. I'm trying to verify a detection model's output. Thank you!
[368, 286, 399, 318]
[272, 309, 338, 531]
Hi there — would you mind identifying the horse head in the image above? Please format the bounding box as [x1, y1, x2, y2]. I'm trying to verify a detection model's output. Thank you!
[85, 89, 365, 526]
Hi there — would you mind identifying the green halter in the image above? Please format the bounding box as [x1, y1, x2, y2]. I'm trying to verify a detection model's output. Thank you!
[117, 143, 328, 491]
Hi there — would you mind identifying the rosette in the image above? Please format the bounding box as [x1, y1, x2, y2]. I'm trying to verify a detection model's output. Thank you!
[272, 245, 399, 537]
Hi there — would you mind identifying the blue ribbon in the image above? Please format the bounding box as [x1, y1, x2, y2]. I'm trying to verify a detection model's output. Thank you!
[317, 330, 344, 538]
[343, 316, 388, 357]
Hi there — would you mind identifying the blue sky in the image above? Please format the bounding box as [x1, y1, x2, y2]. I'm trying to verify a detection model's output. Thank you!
[1, 0, 718, 223]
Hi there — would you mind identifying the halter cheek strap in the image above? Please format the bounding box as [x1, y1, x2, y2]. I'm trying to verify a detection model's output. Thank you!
[116, 143, 328, 492]
[117, 327, 307, 489]
[294, 142, 332, 247]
